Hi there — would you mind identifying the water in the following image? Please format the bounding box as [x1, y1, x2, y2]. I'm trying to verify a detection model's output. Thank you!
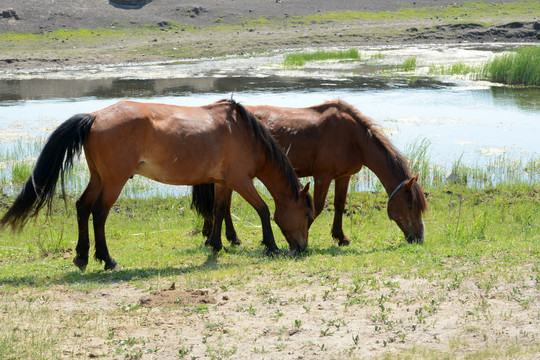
[0, 45, 539, 197]
[2, 80, 538, 163]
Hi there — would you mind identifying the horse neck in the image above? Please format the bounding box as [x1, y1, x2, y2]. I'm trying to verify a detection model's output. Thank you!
[360, 139, 409, 196]
[256, 160, 299, 209]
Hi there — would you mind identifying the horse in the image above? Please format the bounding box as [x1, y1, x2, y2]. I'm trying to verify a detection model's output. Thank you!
[0, 99, 314, 271]
[192, 100, 427, 247]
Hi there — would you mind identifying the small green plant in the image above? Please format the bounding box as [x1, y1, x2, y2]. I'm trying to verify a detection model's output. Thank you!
[178, 345, 193, 358]
[320, 328, 334, 336]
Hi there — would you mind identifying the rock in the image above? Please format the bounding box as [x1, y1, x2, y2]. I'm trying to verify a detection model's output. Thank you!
[109, 0, 152, 9]
[1, 9, 20, 20]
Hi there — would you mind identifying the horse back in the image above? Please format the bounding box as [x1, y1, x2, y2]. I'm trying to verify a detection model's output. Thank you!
[246, 103, 364, 178]
[85, 101, 257, 186]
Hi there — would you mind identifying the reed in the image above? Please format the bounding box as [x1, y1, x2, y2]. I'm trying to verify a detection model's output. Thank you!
[481, 46, 540, 86]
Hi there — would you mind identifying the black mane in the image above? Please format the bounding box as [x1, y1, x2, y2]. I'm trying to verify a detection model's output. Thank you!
[221, 99, 301, 199]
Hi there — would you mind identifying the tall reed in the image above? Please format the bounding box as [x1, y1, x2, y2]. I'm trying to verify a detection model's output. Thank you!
[481, 46, 540, 86]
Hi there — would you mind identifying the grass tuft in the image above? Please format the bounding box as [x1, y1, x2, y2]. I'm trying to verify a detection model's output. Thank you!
[284, 48, 360, 67]
[400, 56, 417, 72]
[481, 46, 540, 86]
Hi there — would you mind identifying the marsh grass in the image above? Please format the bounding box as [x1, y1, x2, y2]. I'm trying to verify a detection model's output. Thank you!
[482, 46, 540, 86]
[400, 56, 417, 72]
[428, 62, 480, 76]
[284, 48, 360, 67]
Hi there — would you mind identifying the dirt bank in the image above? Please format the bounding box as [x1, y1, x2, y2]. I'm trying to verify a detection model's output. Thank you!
[0, 0, 538, 72]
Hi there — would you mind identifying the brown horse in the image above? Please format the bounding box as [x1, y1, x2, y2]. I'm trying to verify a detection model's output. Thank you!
[1, 100, 313, 271]
[193, 100, 427, 247]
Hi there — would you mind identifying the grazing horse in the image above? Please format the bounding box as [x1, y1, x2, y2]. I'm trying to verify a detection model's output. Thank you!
[193, 100, 427, 247]
[1, 100, 314, 271]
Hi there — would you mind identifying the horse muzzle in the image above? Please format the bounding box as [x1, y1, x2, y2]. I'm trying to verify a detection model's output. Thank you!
[287, 238, 308, 254]
[406, 233, 424, 244]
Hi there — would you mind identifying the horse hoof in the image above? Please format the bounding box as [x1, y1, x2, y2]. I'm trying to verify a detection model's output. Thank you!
[338, 238, 351, 246]
[73, 257, 88, 272]
[104, 261, 121, 271]
[228, 237, 242, 246]
[264, 247, 281, 257]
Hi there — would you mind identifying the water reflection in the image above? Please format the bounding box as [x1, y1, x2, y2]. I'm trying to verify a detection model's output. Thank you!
[0, 76, 451, 103]
[489, 86, 540, 112]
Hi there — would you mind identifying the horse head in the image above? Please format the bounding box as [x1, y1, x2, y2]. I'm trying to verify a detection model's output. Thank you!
[273, 183, 314, 254]
[386, 175, 426, 243]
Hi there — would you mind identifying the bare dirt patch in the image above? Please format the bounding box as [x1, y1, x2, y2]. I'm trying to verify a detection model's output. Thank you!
[139, 284, 218, 308]
[2, 271, 538, 359]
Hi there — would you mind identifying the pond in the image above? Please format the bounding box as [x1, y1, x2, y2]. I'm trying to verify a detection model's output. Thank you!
[0, 44, 538, 196]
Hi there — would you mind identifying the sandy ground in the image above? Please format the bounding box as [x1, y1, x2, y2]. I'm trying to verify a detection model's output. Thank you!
[0, 0, 529, 33]
[3, 270, 539, 359]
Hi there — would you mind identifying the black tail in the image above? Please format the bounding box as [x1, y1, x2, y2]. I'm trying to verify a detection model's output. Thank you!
[191, 184, 215, 220]
[1, 113, 95, 230]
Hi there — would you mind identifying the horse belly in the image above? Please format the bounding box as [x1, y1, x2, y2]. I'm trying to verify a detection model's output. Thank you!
[134, 153, 224, 185]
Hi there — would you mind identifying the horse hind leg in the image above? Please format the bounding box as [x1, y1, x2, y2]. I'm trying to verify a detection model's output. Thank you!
[224, 190, 241, 245]
[92, 180, 128, 270]
[205, 184, 231, 252]
[332, 176, 352, 246]
[74, 173, 102, 271]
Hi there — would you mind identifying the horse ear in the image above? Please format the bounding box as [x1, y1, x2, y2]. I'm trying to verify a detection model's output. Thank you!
[405, 174, 419, 190]
[301, 182, 311, 195]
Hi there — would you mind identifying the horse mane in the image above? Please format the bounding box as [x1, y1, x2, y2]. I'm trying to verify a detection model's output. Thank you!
[216, 99, 304, 202]
[332, 100, 427, 213]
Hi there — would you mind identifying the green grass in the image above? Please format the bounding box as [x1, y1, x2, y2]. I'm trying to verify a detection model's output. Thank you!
[429, 62, 480, 76]
[481, 46, 540, 86]
[0, 178, 538, 358]
[276, 1, 540, 25]
[400, 56, 417, 72]
[284, 48, 360, 67]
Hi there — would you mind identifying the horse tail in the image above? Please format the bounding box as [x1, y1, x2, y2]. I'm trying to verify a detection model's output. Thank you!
[191, 184, 215, 219]
[1, 113, 95, 230]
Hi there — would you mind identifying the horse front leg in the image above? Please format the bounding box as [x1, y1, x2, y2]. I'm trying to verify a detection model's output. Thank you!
[332, 176, 352, 246]
[232, 180, 279, 255]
